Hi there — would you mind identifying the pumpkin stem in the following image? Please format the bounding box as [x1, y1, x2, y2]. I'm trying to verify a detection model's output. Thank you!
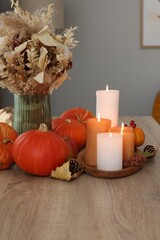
[39, 123, 48, 132]
[2, 139, 13, 144]
[75, 113, 81, 122]
[66, 119, 72, 123]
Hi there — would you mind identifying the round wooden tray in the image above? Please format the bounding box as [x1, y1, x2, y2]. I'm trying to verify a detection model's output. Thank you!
[77, 149, 144, 179]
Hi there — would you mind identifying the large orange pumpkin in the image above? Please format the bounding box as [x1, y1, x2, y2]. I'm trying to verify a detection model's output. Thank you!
[0, 122, 18, 169]
[12, 124, 69, 176]
[61, 107, 94, 128]
[52, 117, 86, 151]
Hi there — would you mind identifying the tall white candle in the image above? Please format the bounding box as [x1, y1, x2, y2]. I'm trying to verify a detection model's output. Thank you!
[97, 132, 123, 171]
[96, 86, 119, 127]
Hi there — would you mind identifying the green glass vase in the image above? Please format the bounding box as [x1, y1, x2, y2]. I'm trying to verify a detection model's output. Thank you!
[13, 94, 52, 135]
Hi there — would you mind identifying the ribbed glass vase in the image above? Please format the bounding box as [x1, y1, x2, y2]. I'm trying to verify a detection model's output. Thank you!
[13, 94, 52, 135]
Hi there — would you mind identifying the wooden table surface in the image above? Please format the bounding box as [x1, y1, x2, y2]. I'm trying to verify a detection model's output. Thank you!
[0, 116, 160, 240]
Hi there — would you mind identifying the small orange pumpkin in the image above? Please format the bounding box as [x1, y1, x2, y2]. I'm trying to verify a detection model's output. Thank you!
[0, 122, 18, 169]
[133, 127, 145, 147]
[52, 117, 87, 151]
[61, 107, 94, 128]
[130, 120, 145, 147]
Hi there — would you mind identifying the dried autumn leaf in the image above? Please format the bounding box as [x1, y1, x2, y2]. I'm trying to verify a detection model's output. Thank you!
[51, 161, 72, 181]
[15, 41, 27, 53]
[0, 36, 7, 50]
[0, 63, 5, 71]
[36, 26, 59, 47]
[33, 71, 44, 83]
[49, 70, 68, 94]
[38, 47, 48, 70]
[51, 158, 84, 181]
[0, 106, 13, 126]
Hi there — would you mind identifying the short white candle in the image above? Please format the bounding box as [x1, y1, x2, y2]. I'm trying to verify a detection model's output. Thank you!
[85, 114, 111, 167]
[97, 132, 123, 171]
[96, 86, 119, 127]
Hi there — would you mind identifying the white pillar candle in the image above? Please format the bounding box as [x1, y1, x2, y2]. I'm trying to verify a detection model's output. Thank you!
[96, 86, 119, 127]
[97, 132, 123, 171]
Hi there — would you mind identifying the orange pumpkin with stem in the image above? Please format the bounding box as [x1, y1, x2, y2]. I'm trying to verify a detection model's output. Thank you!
[52, 117, 86, 151]
[12, 124, 69, 176]
[61, 107, 94, 128]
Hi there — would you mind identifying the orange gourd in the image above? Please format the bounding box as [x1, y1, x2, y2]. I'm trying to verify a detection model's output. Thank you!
[130, 120, 145, 147]
[0, 122, 18, 169]
[133, 127, 145, 147]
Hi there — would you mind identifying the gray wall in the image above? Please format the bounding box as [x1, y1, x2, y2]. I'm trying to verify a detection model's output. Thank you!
[0, 0, 12, 107]
[0, 0, 160, 116]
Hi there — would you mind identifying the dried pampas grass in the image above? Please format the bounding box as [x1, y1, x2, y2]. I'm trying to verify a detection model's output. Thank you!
[0, 0, 78, 95]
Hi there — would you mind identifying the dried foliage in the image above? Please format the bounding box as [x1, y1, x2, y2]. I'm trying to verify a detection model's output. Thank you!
[0, 0, 78, 95]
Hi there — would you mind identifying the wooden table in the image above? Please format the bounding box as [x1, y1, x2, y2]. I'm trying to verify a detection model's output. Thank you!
[0, 116, 160, 240]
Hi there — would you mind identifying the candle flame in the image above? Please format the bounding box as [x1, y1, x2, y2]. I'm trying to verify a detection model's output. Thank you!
[98, 113, 100, 122]
[121, 122, 124, 134]
[106, 85, 109, 91]
[109, 132, 112, 137]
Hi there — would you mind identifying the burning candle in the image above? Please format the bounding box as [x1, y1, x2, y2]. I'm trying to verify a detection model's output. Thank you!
[111, 122, 134, 162]
[85, 114, 111, 166]
[96, 85, 119, 127]
[97, 132, 123, 171]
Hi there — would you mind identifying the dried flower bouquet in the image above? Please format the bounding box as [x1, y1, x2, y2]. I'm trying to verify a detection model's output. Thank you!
[0, 0, 78, 95]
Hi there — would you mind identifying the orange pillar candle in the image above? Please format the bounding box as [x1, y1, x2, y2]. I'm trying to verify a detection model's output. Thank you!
[111, 123, 134, 162]
[85, 116, 111, 166]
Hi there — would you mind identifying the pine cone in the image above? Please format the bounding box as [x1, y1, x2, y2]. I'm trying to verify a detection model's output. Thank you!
[123, 155, 147, 167]
[69, 159, 84, 176]
[143, 145, 156, 159]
